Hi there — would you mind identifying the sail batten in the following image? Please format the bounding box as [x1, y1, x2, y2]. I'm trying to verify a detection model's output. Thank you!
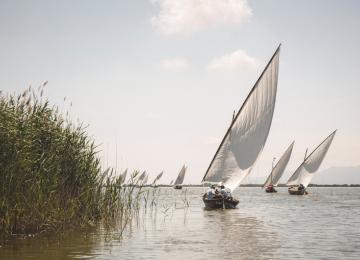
[202, 45, 281, 192]
[263, 141, 294, 188]
[286, 130, 336, 188]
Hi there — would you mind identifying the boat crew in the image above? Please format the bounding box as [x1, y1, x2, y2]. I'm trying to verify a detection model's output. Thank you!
[206, 184, 216, 199]
[220, 183, 232, 199]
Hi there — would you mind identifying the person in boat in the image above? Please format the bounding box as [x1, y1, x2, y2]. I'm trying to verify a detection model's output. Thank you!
[206, 184, 216, 199]
[220, 184, 232, 199]
[298, 184, 305, 190]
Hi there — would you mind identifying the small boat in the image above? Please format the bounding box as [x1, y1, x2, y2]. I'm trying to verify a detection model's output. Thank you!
[263, 141, 294, 193]
[286, 130, 336, 195]
[201, 45, 281, 209]
[202, 194, 239, 209]
[288, 184, 307, 195]
[265, 185, 277, 193]
[173, 165, 187, 189]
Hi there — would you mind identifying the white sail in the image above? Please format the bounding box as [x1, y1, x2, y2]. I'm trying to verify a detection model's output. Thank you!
[202, 46, 280, 192]
[287, 130, 336, 188]
[262, 141, 294, 188]
[174, 165, 187, 185]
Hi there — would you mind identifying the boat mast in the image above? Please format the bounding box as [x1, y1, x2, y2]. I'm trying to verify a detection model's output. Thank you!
[201, 44, 281, 182]
[271, 157, 276, 185]
[304, 148, 308, 161]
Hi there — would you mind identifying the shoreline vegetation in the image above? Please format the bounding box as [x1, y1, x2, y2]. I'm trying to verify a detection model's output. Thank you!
[0, 85, 152, 241]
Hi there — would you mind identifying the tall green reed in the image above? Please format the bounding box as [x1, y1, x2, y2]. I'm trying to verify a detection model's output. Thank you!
[0, 86, 143, 240]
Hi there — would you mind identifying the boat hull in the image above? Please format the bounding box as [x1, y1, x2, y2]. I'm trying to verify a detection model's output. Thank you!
[173, 185, 182, 189]
[265, 186, 277, 193]
[288, 186, 307, 195]
[202, 195, 239, 209]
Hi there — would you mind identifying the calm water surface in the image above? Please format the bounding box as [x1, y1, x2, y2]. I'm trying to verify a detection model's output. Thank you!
[1, 187, 360, 259]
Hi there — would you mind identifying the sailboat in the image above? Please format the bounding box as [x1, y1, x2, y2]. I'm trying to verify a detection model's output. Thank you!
[173, 164, 187, 189]
[201, 45, 281, 209]
[286, 130, 336, 195]
[263, 141, 294, 193]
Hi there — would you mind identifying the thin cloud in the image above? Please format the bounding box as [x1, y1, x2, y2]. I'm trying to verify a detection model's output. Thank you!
[160, 58, 189, 70]
[208, 49, 258, 71]
[151, 0, 252, 35]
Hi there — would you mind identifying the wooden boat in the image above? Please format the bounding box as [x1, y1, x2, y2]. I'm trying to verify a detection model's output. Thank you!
[288, 185, 307, 195]
[174, 184, 182, 189]
[265, 185, 277, 193]
[201, 45, 281, 209]
[202, 194, 239, 209]
[286, 131, 336, 195]
[263, 142, 294, 193]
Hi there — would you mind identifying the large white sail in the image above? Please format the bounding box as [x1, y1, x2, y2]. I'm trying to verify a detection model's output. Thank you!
[262, 141, 294, 188]
[202, 46, 280, 192]
[174, 165, 187, 185]
[287, 130, 336, 188]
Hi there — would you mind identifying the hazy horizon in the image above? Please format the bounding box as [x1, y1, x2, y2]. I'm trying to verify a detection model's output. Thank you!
[1, 0, 359, 184]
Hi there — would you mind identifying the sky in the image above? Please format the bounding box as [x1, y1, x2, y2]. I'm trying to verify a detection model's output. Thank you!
[1, 0, 359, 184]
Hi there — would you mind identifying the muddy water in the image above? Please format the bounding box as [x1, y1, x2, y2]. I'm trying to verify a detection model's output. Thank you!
[1, 187, 360, 259]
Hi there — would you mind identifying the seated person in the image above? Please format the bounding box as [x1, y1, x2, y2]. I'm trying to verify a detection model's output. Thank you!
[220, 184, 232, 199]
[206, 184, 216, 199]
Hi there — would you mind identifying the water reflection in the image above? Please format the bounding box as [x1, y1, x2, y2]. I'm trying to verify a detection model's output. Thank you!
[0, 228, 99, 260]
[1, 187, 360, 259]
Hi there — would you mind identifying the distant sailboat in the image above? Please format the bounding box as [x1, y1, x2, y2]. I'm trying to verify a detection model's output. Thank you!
[201, 45, 281, 209]
[173, 165, 187, 189]
[287, 130, 336, 195]
[263, 141, 294, 193]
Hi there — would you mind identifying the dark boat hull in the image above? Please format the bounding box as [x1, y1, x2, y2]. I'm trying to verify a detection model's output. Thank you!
[265, 187, 277, 193]
[288, 187, 307, 195]
[202, 195, 239, 209]
[173, 185, 182, 189]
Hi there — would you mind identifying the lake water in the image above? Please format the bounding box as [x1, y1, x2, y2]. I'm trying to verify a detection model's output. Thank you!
[1, 187, 360, 259]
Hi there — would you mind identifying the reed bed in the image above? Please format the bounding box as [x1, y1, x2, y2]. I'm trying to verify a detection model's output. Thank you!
[0, 86, 145, 240]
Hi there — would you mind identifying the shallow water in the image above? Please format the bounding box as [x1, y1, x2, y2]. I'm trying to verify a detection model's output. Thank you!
[1, 187, 360, 259]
